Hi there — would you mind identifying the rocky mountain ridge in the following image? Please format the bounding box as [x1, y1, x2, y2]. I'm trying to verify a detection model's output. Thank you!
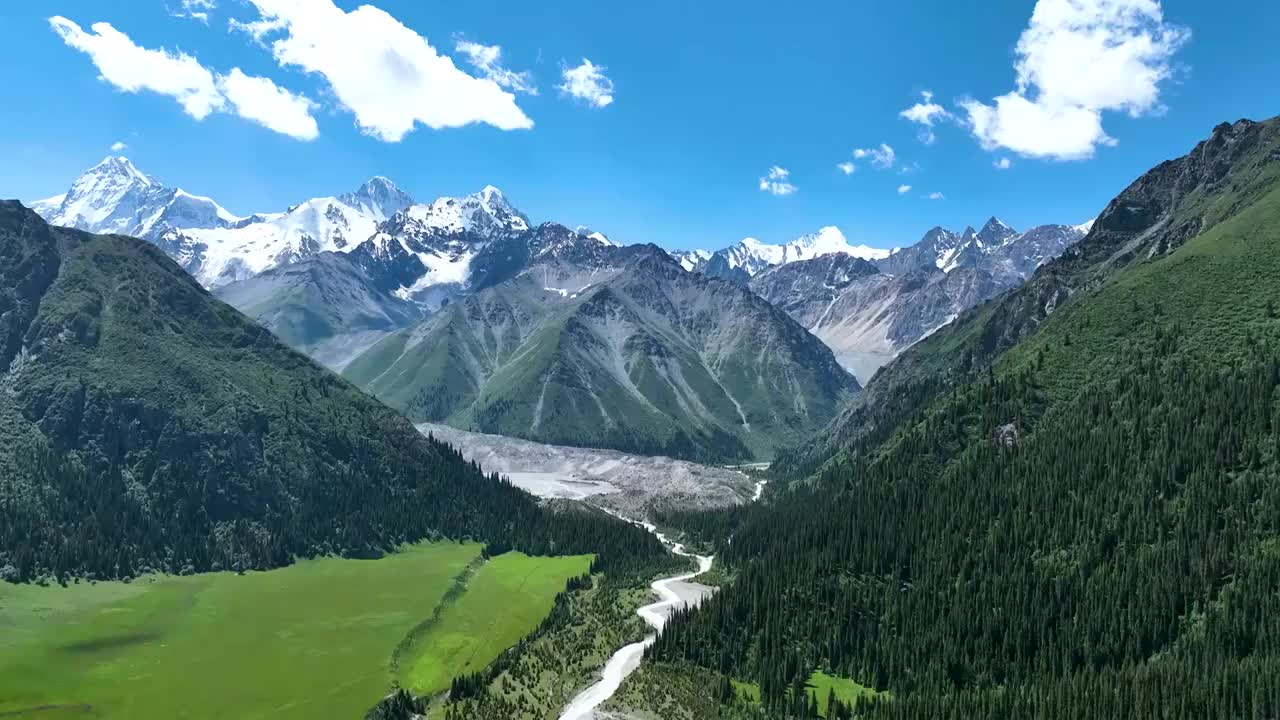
[342, 240, 858, 463]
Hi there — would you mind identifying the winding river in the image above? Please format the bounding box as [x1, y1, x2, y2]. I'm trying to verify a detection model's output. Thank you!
[557, 520, 714, 720]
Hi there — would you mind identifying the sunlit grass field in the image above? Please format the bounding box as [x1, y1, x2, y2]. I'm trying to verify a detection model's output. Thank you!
[398, 551, 592, 695]
[0, 542, 587, 719]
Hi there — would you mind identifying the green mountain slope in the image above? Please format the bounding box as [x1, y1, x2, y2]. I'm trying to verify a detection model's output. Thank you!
[0, 202, 663, 582]
[650, 117, 1280, 719]
[213, 252, 422, 371]
[345, 248, 857, 462]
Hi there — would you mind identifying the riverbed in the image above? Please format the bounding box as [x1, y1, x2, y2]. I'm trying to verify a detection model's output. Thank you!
[556, 522, 714, 720]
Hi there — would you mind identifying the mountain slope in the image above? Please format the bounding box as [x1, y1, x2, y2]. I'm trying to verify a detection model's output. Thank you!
[749, 220, 1085, 383]
[786, 118, 1280, 474]
[0, 202, 662, 582]
[343, 231, 857, 462]
[652, 116, 1280, 718]
[778, 117, 1269, 474]
[212, 251, 423, 370]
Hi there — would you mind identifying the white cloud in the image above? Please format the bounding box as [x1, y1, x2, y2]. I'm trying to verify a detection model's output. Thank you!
[959, 0, 1189, 160]
[853, 143, 896, 170]
[558, 58, 614, 108]
[927, 191, 945, 200]
[899, 90, 952, 144]
[50, 16, 318, 141]
[50, 17, 224, 119]
[217, 68, 318, 140]
[232, 0, 533, 141]
[759, 166, 797, 196]
[994, 157, 1013, 169]
[172, 0, 216, 23]
[897, 184, 912, 195]
[110, 140, 128, 152]
[456, 40, 536, 95]
[837, 161, 856, 175]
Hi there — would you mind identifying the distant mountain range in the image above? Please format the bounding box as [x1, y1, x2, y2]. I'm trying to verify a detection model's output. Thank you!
[676, 217, 1089, 381]
[685, 226, 892, 285]
[28, 156, 1086, 454]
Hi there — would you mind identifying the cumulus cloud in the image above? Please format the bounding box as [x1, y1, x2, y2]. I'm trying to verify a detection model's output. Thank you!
[852, 143, 897, 170]
[456, 40, 536, 95]
[759, 166, 797, 196]
[171, 0, 216, 23]
[50, 16, 318, 141]
[899, 90, 952, 144]
[558, 58, 614, 108]
[959, 0, 1189, 160]
[217, 68, 318, 140]
[927, 191, 945, 200]
[110, 140, 128, 152]
[897, 184, 912, 195]
[232, 0, 533, 141]
[994, 157, 1013, 169]
[837, 161, 856, 175]
[50, 17, 224, 119]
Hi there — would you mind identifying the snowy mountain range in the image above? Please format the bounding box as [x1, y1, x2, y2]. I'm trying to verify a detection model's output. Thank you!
[875, 216, 1089, 279]
[748, 217, 1091, 381]
[29, 156, 1089, 388]
[31, 156, 535, 293]
[684, 226, 893, 284]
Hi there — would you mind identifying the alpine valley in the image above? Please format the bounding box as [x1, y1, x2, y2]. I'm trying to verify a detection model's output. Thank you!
[11, 105, 1280, 720]
[8, 0, 1279, 718]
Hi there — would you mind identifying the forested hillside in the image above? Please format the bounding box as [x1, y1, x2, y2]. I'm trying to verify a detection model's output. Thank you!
[650, 117, 1280, 719]
[0, 202, 664, 582]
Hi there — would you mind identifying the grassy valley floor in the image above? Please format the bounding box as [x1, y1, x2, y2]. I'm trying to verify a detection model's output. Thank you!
[0, 542, 589, 720]
[397, 552, 593, 695]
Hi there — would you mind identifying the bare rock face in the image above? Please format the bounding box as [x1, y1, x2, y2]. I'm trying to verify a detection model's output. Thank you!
[748, 219, 1086, 383]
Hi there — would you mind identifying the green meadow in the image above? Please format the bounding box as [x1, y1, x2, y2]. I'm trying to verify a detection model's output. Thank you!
[397, 552, 592, 695]
[804, 671, 890, 717]
[0, 542, 588, 720]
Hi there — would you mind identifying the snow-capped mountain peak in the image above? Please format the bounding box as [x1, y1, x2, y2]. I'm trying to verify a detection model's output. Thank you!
[337, 176, 414, 222]
[403, 186, 530, 238]
[35, 155, 239, 240]
[575, 225, 618, 246]
[791, 225, 892, 262]
[976, 216, 1019, 248]
[93, 155, 155, 187]
[671, 248, 712, 272]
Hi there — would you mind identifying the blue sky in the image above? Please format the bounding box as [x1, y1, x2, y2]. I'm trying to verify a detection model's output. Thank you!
[1, 0, 1277, 251]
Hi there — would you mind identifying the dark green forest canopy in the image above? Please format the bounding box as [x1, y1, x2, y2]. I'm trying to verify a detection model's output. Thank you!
[652, 117, 1280, 719]
[0, 202, 663, 582]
